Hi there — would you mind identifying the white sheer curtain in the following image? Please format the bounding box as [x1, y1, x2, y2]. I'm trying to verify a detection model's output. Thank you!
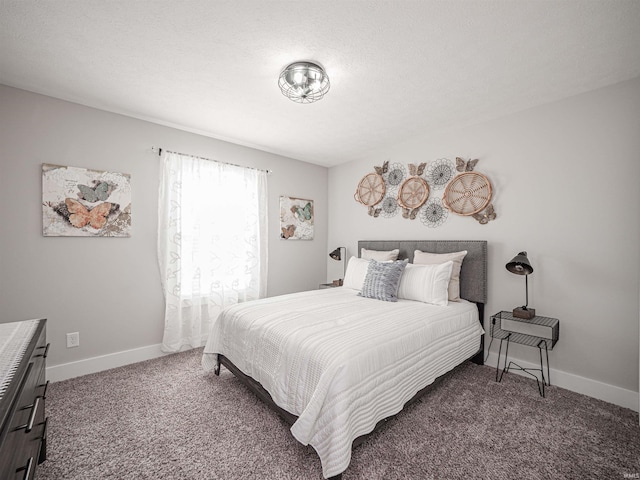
[157, 151, 268, 352]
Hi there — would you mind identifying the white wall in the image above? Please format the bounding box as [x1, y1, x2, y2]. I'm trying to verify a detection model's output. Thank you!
[328, 77, 640, 407]
[0, 85, 328, 370]
[2, 79, 638, 409]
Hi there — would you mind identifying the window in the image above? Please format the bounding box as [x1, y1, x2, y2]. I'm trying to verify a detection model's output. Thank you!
[157, 151, 268, 352]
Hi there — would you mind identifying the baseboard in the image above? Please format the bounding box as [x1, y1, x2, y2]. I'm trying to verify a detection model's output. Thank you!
[47, 344, 639, 412]
[485, 353, 639, 412]
[46, 343, 170, 382]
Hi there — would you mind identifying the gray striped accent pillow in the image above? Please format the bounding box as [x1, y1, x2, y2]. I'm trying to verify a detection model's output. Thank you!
[358, 259, 408, 302]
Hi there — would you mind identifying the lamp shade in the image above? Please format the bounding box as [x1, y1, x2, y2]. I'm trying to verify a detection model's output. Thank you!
[506, 251, 533, 276]
[329, 248, 342, 261]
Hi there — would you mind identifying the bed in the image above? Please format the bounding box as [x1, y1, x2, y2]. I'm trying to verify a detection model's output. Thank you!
[202, 240, 487, 479]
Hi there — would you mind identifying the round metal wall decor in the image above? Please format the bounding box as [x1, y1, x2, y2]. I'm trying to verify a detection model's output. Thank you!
[420, 197, 448, 228]
[426, 158, 455, 190]
[380, 193, 399, 218]
[385, 163, 407, 187]
[442, 171, 492, 216]
[354, 172, 386, 207]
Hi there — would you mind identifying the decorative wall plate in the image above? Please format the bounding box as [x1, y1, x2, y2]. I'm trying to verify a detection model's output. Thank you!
[397, 176, 429, 210]
[442, 171, 492, 216]
[354, 172, 386, 207]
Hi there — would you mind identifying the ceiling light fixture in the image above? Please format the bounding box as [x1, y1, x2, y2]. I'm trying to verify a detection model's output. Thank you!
[278, 61, 330, 104]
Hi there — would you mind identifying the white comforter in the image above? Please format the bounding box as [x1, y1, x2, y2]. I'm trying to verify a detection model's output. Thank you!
[202, 287, 483, 478]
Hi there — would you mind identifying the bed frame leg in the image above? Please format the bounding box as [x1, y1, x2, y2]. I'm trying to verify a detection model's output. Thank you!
[470, 349, 484, 365]
[214, 355, 221, 376]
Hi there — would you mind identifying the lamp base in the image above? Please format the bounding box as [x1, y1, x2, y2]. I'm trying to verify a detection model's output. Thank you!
[513, 307, 535, 319]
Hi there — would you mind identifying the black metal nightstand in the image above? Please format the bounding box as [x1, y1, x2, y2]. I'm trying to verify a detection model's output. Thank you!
[319, 283, 339, 289]
[490, 311, 560, 397]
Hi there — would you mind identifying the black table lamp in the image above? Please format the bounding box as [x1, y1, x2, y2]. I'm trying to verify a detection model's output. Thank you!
[506, 251, 535, 319]
[329, 247, 346, 285]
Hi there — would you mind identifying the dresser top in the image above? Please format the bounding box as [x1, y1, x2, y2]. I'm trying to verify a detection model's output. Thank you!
[0, 320, 40, 402]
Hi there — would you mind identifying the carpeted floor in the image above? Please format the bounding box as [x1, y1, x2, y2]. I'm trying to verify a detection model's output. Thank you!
[36, 348, 639, 480]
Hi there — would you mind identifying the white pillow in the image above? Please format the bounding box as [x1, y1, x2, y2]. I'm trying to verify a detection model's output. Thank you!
[342, 256, 371, 291]
[398, 262, 453, 306]
[361, 248, 400, 261]
[413, 250, 467, 302]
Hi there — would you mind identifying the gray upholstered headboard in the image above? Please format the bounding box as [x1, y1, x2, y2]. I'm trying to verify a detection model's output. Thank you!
[357, 240, 487, 305]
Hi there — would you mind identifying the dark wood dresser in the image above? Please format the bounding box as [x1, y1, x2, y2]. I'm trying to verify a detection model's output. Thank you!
[0, 319, 48, 480]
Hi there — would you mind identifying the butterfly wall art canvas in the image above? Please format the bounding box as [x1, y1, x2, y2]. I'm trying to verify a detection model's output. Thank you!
[42, 163, 132, 237]
[279, 195, 314, 240]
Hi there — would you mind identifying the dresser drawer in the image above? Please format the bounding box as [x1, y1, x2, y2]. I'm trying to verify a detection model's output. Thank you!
[2, 392, 46, 480]
[0, 319, 47, 480]
[12, 326, 48, 434]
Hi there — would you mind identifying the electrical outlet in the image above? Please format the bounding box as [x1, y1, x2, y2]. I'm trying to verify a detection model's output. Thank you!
[66, 332, 80, 348]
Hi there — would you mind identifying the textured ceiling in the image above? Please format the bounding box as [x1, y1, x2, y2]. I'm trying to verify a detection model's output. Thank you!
[2, 1, 640, 167]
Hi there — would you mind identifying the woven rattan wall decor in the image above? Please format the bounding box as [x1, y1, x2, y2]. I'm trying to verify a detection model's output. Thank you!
[443, 158, 496, 223]
[354, 157, 496, 226]
[354, 161, 387, 217]
[398, 163, 429, 220]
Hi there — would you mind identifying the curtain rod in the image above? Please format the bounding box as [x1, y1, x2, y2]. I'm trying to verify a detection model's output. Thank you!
[151, 146, 272, 175]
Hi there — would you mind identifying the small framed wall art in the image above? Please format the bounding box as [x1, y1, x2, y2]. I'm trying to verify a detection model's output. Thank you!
[42, 163, 132, 237]
[280, 195, 314, 240]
